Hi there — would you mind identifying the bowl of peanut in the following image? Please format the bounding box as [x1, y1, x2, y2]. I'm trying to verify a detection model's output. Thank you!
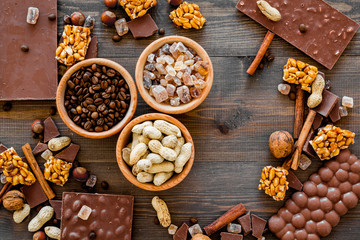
[116, 113, 195, 191]
[135, 35, 213, 114]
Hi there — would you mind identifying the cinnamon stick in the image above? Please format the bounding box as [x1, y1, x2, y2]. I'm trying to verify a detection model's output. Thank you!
[290, 110, 316, 170]
[247, 31, 275, 75]
[22, 143, 55, 200]
[204, 203, 246, 236]
[0, 182, 12, 204]
[293, 85, 305, 139]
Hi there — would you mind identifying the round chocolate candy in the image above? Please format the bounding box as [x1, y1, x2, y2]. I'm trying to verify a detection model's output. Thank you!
[335, 169, 349, 182]
[305, 220, 317, 233]
[328, 176, 340, 187]
[339, 181, 352, 194]
[303, 181, 318, 197]
[350, 160, 360, 173]
[316, 220, 332, 237]
[285, 199, 301, 214]
[348, 172, 360, 184]
[278, 208, 293, 222]
[292, 192, 308, 208]
[309, 174, 322, 184]
[320, 197, 333, 213]
[300, 208, 311, 220]
[326, 187, 341, 203]
[292, 213, 306, 228]
[319, 167, 334, 182]
[340, 162, 350, 171]
[307, 233, 320, 240]
[307, 196, 320, 210]
[342, 192, 358, 209]
[268, 215, 286, 233]
[317, 183, 328, 197]
[311, 209, 325, 222]
[336, 149, 351, 162]
[282, 231, 295, 240]
[294, 229, 308, 240]
[325, 161, 340, 172]
[285, 223, 296, 232]
[353, 183, 360, 198]
[324, 210, 340, 227]
[348, 154, 358, 164]
[334, 201, 348, 216]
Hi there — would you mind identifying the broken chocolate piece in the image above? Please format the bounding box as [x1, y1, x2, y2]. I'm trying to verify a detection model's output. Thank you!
[220, 232, 243, 240]
[287, 170, 303, 191]
[173, 222, 189, 240]
[54, 143, 80, 163]
[237, 211, 251, 235]
[251, 214, 266, 239]
[329, 98, 341, 123]
[312, 113, 323, 130]
[32, 142, 48, 155]
[127, 14, 158, 39]
[0, 144, 7, 153]
[43, 117, 60, 143]
[315, 90, 339, 117]
[49, 200, 62, 220]
[302, 130, 316, 158]
[21, 181, 48, 208]
[85, 36, 98, 59]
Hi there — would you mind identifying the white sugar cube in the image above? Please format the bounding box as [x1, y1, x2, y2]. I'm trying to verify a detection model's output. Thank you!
[78, 205, 92, 220]
[168, 224, 178, 235]
[227, 223, 242, 234]
[188, 224, 203, 237]
[342, 96, 353, 108]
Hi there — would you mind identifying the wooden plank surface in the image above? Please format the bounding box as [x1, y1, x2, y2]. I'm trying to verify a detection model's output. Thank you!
[1, 0, 360, 239]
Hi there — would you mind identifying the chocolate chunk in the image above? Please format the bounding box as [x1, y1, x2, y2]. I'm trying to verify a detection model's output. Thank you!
[85, 36, 98, 59]
[173, 222, 189, 240]
[32, 142, 48, 155]
[312, 113, 323, 130]
[329, 98, 341, 123]
[287, 170, 303, 191]
[315, 90, 339, 117]
[61, 192, 134, 240]
[21, 181, 48, 208]
[303, 130, 316, 158]
[54, 143, 80, 162]
[49, 200, 62, 220]
[127, 14, 158, 39]
[0, 144, 7, 153]
[251, 214, 266, 239]
[220, 232, 243, 240]
[43, 117, 60, 143]
[0, 0, 58, 100]
[236, 0, 359, 69]
[237, 211, 251, 235]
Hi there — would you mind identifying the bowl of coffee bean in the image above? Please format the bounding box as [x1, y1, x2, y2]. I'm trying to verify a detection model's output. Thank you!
[135, 36, 213, 114]
[56, 58, 137, 138]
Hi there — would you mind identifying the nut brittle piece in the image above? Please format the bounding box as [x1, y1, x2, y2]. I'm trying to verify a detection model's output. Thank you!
[119, 0, 157, 20]
[283, 58, 318, 92]
[56, 25, 91, 66]
[258, 166, 289, 201]
[44, 156, 72, 186]
[0, 148, 36, 186]
[169, 1, 206, 29]
[310, 124, 355, 160]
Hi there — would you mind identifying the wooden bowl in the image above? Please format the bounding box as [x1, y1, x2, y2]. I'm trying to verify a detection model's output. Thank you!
[135, 36, 213, 114]
[116, 113, 195, 191]
[56, 58, 137, 139]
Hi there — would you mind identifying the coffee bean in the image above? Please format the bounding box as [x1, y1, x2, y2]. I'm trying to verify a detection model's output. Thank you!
[84, 121, 92, 130]
[95, 126, 103, 132]
[94, 98, 103, 105]
[87, 105, 97, 112]
[67, 80, 75, 89]
[91, 112, 99, 119]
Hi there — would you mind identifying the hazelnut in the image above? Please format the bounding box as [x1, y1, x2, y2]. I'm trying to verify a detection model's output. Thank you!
[100, 181, 109, 190]
[158, 28, 165, 35]
[101, 11, 116, 26]
[269, 131, 294, 158]
[31, 119, 44, 134]
[71, 11, 85, 26]
[72, 167, 89, 182]
[48, 13, 56, 21]
[2, 190, 25, 211]
[168, 0, 183, 6]
[104, 0, 117, 8]
[191, 234, 211, 240]
[112, 35, 121, 42]
[33, 231, 46, 240]
[64, 14, 72, 24]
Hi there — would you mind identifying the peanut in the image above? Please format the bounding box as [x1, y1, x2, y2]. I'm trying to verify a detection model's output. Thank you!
[132, 121, 152, 134]
[130, 143, 148, 165]
[143, 126, 163, 140]
[44, 226, 61, 240]
[174, 137, 185, 156]
[132, 164, 142, 176]
[147, 161, 174, 174]
[48, 136, 71, 151]
[307, 73, 325, 108]
[148, 140, 177, 161]
[153, 172, 173, 186]
[28, 206, 54, 232]
[138, 135, 150, 145]
[152, 196, 171, 227]
[161, 135, 178, 149]
[257, 0, 281, 22]
[137, 159, 153, 171]
[13, 204, 30, 223]
[131, 133, 141, 151]
[146, 153, 164, 164]
[154, 120, 181, 137]
[174, 143, 192, 173]
[137, 172, 154, 183]
[122, 148, 132, 166]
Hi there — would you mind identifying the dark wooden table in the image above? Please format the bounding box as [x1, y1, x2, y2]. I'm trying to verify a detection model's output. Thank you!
[1, 0, 360, 239]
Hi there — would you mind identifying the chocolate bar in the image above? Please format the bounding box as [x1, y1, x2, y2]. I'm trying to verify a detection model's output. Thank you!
[236, 0, 359, 69]
[269, 149, 360, 239]
[21, 181, 48, 208]
[128, 14, 158, 39]
[0, 0, 58, 100]
[61, 192, 134, 240]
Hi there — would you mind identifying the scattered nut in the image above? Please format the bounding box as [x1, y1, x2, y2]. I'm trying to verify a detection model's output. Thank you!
[307, 73, 325, 108]
[152, 196, 171, 227]
[28, 206, 54, 232]
[101, 11, 117, 26]
[71, 12, 85, 26]
[268, 131, 294, 158]
[33, 231, 46, 240]
[44, 226, 61, 240]
[112, 35, 122, 42]
[63, 15, 71, 24]
[257, 0, 281, 22]
[2, 190, 25, 211]
[158, 28, 165, 35]
[104, 0, 117, 8]
[13, 204, 31, 223]
[100, 181, 109, 190]
[31, 119, 44, 134]
[191, 234, 211, 240]
[48, 136, 71, 151]
[72, 167, 89, 182]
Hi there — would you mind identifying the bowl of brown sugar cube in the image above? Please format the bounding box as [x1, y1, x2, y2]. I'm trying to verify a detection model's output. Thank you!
[135, 36, 213, 114]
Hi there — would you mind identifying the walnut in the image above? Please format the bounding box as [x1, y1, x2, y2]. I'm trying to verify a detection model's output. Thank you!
[269, 131, 294, 158]
[2, 190, 25, 211]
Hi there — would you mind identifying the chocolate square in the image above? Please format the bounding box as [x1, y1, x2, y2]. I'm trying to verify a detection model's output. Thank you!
[237, 212, 251, 235]
[54, 143, 80, 163]
[0, 144, 7, 153]
[49, 200, 62, 220]
[251, 214, 266, 239]
[303, 130, 317, 158]
[85, 36, 98, 59]
[61, 192, 134, 240]
[128, 14, 158, 39]
[43, 117, 60, 143]
[32, 142, 48, 155]
[0, 0, 58, 100]
[315, 90, 339, 117]
[312, 113, 323, 130]
[21, 181, 48, 208]
[329, 98, 341, 123]
[287, 170, 303, 191]
[173, 223, 189, 240]
[220, 232, 243, 240]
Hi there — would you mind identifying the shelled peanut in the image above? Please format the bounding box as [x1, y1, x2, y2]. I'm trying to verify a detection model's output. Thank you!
[122, 120, 192, 186]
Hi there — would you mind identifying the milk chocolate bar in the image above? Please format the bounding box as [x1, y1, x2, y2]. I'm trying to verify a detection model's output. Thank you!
[236, 0, 359, 69]
[269, 149, 360, 239]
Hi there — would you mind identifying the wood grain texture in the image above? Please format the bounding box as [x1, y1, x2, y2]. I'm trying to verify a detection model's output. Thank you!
[0, 0, 360, 239]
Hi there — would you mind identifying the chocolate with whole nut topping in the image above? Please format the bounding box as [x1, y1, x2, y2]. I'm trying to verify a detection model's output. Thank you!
[64, 64, 131, 132]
